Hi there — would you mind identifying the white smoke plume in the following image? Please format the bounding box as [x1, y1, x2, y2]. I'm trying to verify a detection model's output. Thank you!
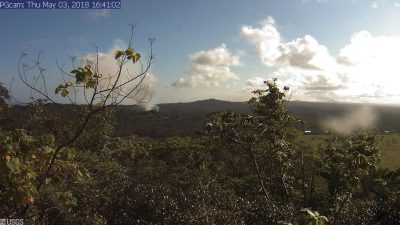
[322, 106, 376, 135]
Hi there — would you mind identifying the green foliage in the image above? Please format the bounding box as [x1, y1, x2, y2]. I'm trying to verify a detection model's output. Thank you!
[25, 99, 47, 134]
[278, 208, 329, 225]
[0, 82, 10, 106]
[75, 107, 116, 152]
[55, 82, 72, 97]
[319, 132, 380, 198]
[6, 73, 400, 224]
[0, 129, 84, 219]
[0, 130, 48, 213]
[299, 208, 328, 225]
[0, 83, 11, 129]
[116, 47, 141, 63]
[9, 29, 155, 223]
[207, 78, 295, 145]
[206, 78, 298, 201]
[370, 168, 400, 224]
[70, 65, 97, 89]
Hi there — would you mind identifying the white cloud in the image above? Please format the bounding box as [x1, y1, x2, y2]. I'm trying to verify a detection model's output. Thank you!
[240, 17, 281, 66]
[88, 9, 109, 20]
[242, 17, 400, 103]
[277, 35, 336, 71]
[241, 18, 336, 71]
[172, 44, 241, 88]
[242, 76, 267, 92]
[369, 1, 400, 8]
[246, 76, 266, 88]
[241, 17, 342, 101]
[335, 31, 400, 102]
[304, 0, 400, 8]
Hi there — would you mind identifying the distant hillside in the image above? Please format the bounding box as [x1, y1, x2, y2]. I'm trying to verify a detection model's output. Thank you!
[115, 99, 400, 138]
[9, 99, 400, 138]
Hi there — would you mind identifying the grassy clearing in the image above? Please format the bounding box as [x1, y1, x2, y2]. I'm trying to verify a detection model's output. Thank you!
[376, 133, 400, 169]
[297, 133, 400, 169]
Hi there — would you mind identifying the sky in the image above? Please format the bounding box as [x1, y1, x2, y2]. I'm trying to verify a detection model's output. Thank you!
[1, 0, 400, 104]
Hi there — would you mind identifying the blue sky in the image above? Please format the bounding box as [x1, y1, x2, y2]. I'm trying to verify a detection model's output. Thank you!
[2, 0, 400, 104]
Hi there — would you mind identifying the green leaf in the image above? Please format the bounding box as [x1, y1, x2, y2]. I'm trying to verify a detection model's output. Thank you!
[55, 85, 63, 94]
[75, 72, 86, 83]
[61, 89, 69, 97]
[132, 53, 141, 63]
[125, 47, 134, 55]
[43, 146, 55, 154]
[6, 158, 21, 173]
[26, 171, 36, 180]
[86, 78, 96, 89]
[115, 50, 124, 59]
[84, 65, 93, 75]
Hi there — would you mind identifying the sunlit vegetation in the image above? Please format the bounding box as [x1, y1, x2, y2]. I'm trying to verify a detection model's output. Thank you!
[298, 134, 400, 169]
[1, 35, 400, 224]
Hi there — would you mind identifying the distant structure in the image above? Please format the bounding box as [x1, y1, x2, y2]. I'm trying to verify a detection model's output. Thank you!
[304, 130, 312, 135]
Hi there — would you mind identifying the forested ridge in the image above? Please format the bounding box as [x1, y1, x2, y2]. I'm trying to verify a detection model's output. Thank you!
[8, 99, 400, 139]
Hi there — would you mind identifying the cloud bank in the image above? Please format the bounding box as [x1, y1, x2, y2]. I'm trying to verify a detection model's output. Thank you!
[241, 16, 400, 103]
[172, 44, 241, 88]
